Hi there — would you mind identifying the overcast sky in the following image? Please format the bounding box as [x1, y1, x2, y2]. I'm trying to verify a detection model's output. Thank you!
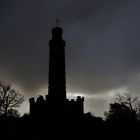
[1, 0, 140, 117]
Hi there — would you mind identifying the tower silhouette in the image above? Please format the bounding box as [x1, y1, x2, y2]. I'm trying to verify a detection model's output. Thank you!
[29, 24, 84, 119]
[48, 26, 66, 102]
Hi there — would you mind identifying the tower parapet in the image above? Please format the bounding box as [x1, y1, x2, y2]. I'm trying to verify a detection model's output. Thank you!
[29, 97, 35, 115]
[76, 96, 84, 115]
[29, 97, 35, 104]
[76, 96, 84, 102]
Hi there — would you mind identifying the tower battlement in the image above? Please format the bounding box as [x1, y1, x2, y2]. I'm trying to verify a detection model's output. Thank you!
[77, 96, 84, 102]
[29, 97, 35, 104]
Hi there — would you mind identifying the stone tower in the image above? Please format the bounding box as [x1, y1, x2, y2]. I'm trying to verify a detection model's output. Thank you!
[48, 26, 66, 102]
[29, 24, 84, 118]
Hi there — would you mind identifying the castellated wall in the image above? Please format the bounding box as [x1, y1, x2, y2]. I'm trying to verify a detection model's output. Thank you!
[29, 95, 84, 119]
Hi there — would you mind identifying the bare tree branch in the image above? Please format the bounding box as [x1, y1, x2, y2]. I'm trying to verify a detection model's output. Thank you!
[0, 82, 24, 117]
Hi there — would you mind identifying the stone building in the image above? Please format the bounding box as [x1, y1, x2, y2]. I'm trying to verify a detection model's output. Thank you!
[29, 24, 84, 119]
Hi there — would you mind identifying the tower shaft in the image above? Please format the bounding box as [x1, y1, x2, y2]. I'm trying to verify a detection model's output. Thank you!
[48, 27, 66, 102]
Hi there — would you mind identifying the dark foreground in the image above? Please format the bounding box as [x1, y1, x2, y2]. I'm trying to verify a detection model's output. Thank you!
[0, 114, 140, 140]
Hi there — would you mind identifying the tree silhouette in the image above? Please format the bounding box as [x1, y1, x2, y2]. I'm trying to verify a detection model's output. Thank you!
[0, 82, 24, 117]
[105, 103, 132, 122]
[105, 93, 140, 122]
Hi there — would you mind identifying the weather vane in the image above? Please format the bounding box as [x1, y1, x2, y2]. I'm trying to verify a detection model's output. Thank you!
[54, 16, 60, 27]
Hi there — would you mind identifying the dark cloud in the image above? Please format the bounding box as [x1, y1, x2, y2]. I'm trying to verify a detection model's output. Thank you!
[65, 0, 140, 94]
[1, 0, 140, 115]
